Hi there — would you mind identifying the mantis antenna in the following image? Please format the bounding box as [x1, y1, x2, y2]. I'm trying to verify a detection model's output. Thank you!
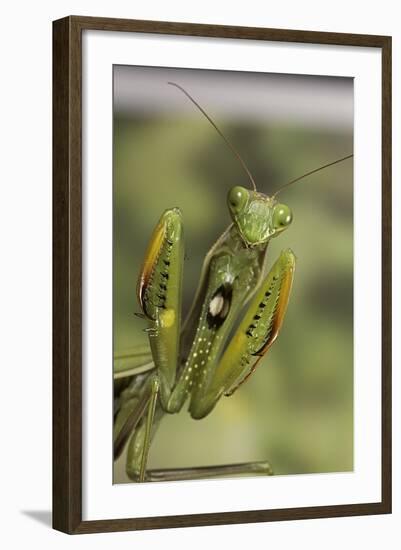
[272, 154, 354, 198]
[168, 82, 353, 198]
[168, 82, 257, 191]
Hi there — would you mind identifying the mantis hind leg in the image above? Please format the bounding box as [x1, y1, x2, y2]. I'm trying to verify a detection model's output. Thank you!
[113, 369, 162, 481]
[124, 378, 272, 482]
[113, 370, 154, 460]
[140, 460, 273, 482]
[123, 375, 274, 483]
[126, 376, 163, 482]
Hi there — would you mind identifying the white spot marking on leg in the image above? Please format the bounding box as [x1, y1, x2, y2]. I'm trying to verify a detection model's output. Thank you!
[209, 294, 224, 317]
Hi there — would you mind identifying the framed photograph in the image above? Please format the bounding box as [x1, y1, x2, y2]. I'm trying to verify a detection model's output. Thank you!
[53, 16, 392, 534]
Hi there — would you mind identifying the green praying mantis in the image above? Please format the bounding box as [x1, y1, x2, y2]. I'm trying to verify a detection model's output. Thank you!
[113, 82, 353, 483]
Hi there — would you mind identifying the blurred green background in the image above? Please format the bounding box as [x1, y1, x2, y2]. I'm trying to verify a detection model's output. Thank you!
[113, 67, 353, 483]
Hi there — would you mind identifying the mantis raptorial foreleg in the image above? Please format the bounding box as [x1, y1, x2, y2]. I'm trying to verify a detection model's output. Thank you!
[136, 207, 184, 409]
[188, 249, 295, 419]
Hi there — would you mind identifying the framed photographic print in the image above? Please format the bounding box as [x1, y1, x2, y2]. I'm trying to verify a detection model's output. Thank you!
[53, 16, 392, 534]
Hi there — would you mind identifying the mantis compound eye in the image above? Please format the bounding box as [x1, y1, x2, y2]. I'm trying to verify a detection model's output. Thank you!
[272, 203, 293, 230]
[227, 186, 249, 214]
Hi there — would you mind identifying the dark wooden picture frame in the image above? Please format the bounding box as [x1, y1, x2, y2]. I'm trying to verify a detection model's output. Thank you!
[53, 15, 392, 534]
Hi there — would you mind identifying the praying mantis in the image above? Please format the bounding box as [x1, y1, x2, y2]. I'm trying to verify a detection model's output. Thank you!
[113, 82, 353, 483]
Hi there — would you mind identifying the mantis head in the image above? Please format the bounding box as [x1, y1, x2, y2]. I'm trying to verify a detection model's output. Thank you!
[227, 186, 293, 247]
